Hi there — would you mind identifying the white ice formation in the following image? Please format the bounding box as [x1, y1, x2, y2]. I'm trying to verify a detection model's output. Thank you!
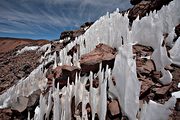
[0, 0, 180, 120]
[17, 46, 40, 55]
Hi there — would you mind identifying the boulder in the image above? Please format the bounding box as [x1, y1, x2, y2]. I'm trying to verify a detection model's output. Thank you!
[80, 43, 117, 75]
[107, 100, 122, 120]
[139, 77, 154, 99]
[153, 83, 172, 98]
[46, 65, 80, 89]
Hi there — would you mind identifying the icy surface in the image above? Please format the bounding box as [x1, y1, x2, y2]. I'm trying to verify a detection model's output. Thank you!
[17, 46, 39, 55]
[172, 91, 180, 99]
[140, 97, 176, 120]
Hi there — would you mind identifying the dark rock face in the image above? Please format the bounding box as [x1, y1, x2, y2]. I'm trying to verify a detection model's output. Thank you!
[80, 22, 94, 29]
[0, 109, 12, 120]
[80, 43, 117, 75]
[60, 29, 85, 40]
[60, 29, 85, 47]
[67, 44, 80, 57]
[175, 24, 180, 37]
[60, 22, 93, 47]
[128, 0, 173, 22]
[130, 0, 143, 5]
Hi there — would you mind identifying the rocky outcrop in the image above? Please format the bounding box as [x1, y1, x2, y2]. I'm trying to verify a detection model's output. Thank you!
[128, 0, 173, 22]
[130, 0, 143, 5]
[60, 22, 93, 46]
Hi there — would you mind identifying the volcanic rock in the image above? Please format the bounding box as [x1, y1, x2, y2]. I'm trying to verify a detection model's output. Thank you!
[46, 65, 80, 89]
[153, 83, 172, 98]
[0, 108, 12, 120]
[80, 43, 117, 75]
[139, 77, 154, 99]
[80, 22, 94, 30]
[128, 0, 173, 22]
[130, 0, 142, 5]
[107, 100, 122, 120]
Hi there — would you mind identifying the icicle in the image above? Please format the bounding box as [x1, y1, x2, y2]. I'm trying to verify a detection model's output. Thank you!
[45, 89, 53, 120]
[53, 52, 57, 69]
[27, 111, 30, 120]
[82, 86, 89, 120]
[98, 71, 107, 120]
[34, 106, 40, 120]
[39, 94, 47, 120]
[169, 37, 180, 66]
[112, 44, 141, 120]
[159, 68, 173, 85]
[89, 72, 99, 120]
[53, 83, 60, 120]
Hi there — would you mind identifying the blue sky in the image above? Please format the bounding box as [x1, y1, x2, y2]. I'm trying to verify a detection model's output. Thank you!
[0, 0, 131, 40]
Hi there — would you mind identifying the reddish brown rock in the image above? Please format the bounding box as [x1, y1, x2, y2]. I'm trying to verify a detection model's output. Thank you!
[136, 59, 155, 75]
[0, 109, 12, 120]
[128, 0, 173, 22]
[139, 77, 154, 99]
[153, 83, 172, 98]
[60, 29, 85, 42]
[80, 43, 117, 75]
[107, 100, 122, 120]
[133, 44, 153, 57]
[46, 65, 80, 89]
[150, 71, 162, 83]
[130, 0, 142, 5]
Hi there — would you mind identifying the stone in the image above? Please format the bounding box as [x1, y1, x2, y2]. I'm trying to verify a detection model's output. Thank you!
[153, 83, 172, 98]
[107, 100, 122, 120]
[80, 22, 94, 30]
[139, 77, 154, 99]
[80, 43, 116, 75]
[46, 65, 80, 88]
[136, 59, 155, 75]
[128, 0, 173, 22]
[0, 108, 12, 120]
